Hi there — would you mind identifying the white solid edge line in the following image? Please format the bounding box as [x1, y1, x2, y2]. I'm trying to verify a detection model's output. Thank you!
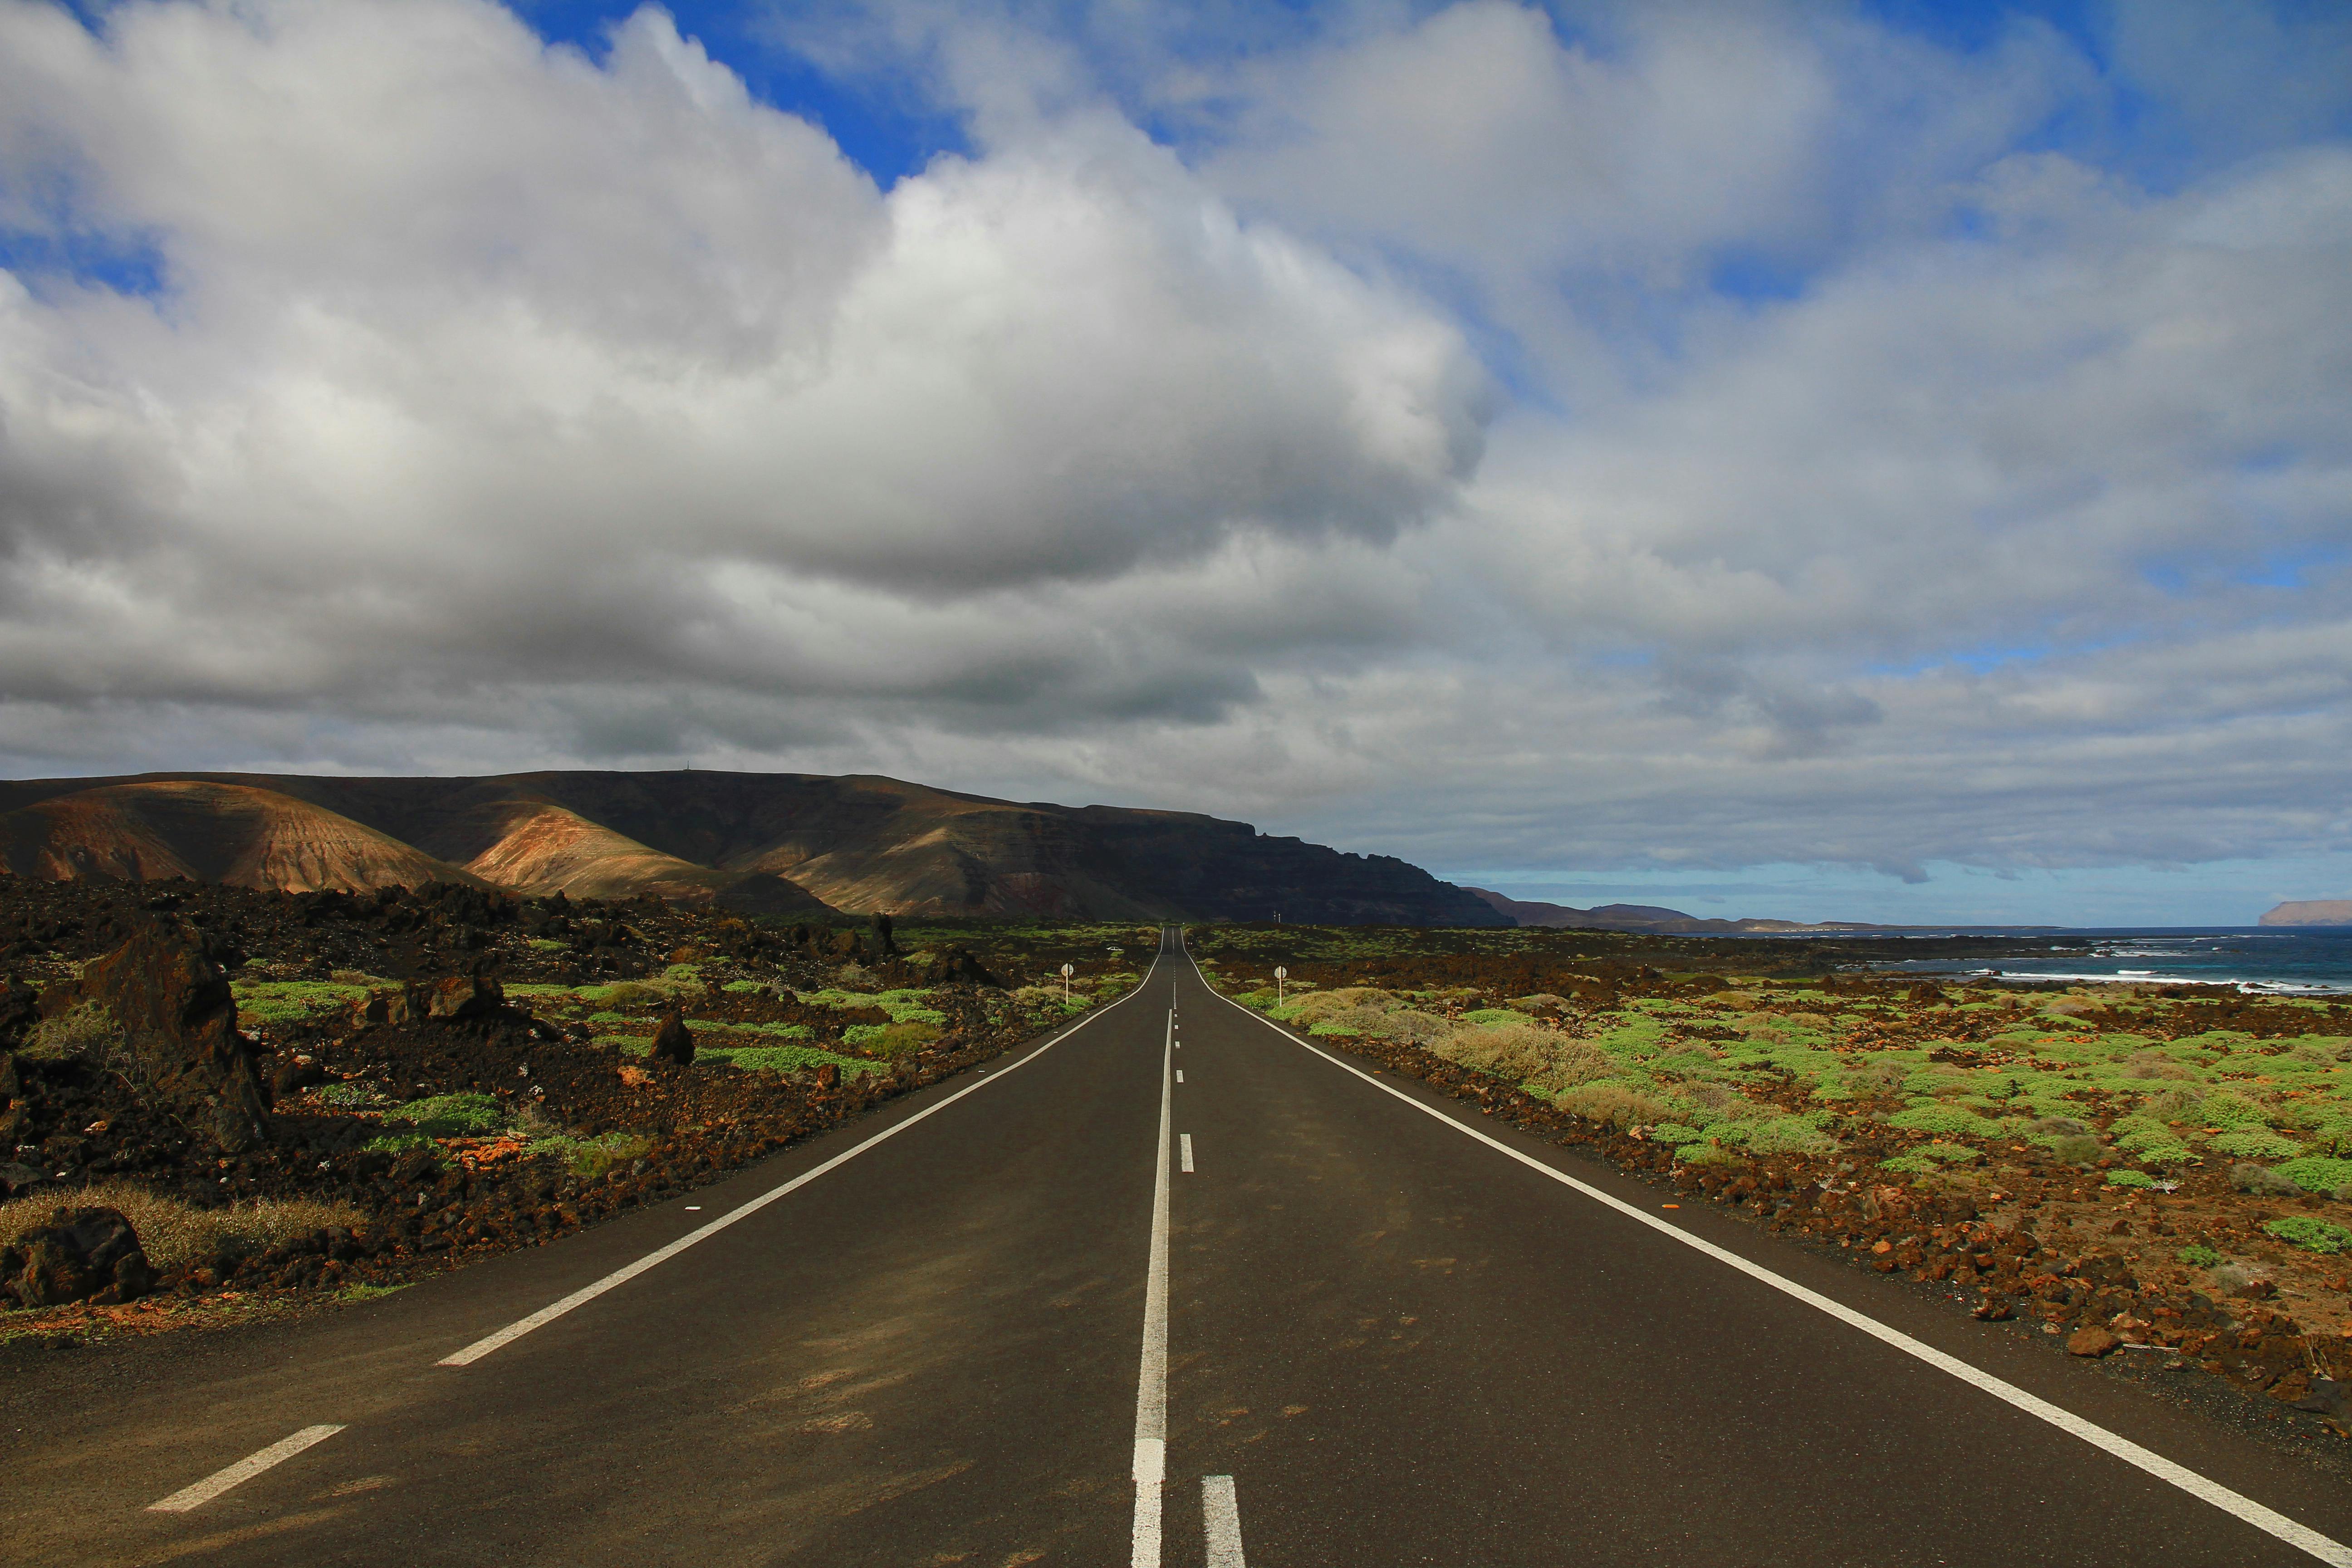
[1131, 1008, 1176, 1568]
[147, 1424, 345, 1513]
[436, 959, 1167, 1368]
[1180, 1133, 1195, 1173]
[1203, 1474, 1247, 1568]
[1197, 965, 2352, 1568]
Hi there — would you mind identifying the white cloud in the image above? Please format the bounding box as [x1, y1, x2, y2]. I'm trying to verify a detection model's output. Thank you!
[0, 0, 1484, 700]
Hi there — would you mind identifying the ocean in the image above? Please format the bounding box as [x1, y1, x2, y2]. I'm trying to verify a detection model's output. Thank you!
[1857, 927, 2352, 995]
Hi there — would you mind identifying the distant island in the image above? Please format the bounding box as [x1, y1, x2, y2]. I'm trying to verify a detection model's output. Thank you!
[1464, 888, 1890, 934]
[2261, 900, 2352, 927]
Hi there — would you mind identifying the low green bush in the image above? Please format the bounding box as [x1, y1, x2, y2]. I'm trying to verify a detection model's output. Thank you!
[2176, 1244, 2223, 1268]
[2211, 1129, 2303, 1160]
[396, 1093, 506, 1137]
[2264, 1215, 2352, 1254]
[2270, 1156, 2352, 1194]
[1886, 1103, 1991, 1137]
[2105, 1170, 2156, 1189]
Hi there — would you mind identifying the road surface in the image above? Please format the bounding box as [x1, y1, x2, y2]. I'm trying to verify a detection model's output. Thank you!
[6, 931, 2351, 1566]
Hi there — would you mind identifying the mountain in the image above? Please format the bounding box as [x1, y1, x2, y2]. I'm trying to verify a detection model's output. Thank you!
[1464, 887, 1886, 934]
[0, 780, 484, 892]
[0, 770, 1508, 926]
[2260, 901, 2352, 927]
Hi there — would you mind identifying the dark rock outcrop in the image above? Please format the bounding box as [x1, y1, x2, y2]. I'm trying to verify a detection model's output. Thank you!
[917, 947, 1001, 988]
[46, 920, 270, 1151]
[425, 973, 505, 1021]
[0, 976, 37, 1047]
[1, 1205, 154, 1306]
[647, 1009, 696, 1068]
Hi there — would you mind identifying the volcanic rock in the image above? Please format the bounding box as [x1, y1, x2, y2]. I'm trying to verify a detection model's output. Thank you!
[921, 947, 1002, 988]
[648, 1009, 696, 1068]
[51, 920, 270, 1152]
[2, 1205, 154, 1307]
[0, 976, 37, 1047]
[426, 974, 506, 1021]
[2066, 1326, 2120, 1357]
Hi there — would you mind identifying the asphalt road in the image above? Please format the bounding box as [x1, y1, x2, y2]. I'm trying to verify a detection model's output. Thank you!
[8, 930, 2352, 1566]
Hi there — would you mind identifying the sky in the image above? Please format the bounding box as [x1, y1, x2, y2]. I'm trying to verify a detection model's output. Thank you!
[0, 0, 2348, 926]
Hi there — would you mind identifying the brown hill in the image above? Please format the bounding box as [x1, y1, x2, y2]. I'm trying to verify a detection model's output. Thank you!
[0, 770, 1506, 925]
[0, 781, 482, 892]
[451, 800, 833, 913]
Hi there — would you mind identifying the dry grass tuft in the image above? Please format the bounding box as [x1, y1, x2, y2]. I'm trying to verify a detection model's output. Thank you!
[0, 1181, 365, 1274]
[1554, 1082, 1678, 1128]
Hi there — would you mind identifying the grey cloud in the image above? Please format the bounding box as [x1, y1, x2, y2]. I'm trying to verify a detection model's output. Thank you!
[1, 0, 2349, 921]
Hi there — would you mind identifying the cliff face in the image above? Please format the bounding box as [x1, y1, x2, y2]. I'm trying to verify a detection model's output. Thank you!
[0, 770, 1507, 926]
[2261, 901, 2352, 927]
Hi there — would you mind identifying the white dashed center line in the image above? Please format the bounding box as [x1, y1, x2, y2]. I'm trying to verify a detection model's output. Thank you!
[1176, 1070, 1184, 1083]
[148, 1425, 346, 1513]
[1180, 1134, 1195, 1173]
[1204, 1474, 1248, 1567]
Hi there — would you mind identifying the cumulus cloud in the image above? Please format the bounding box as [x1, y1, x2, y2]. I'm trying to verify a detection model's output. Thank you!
[0, 0, 1483, 704]
[1, 0, 2349, 923]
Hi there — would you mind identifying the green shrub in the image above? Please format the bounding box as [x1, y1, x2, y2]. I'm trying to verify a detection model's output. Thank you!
[1740, 1117, 1839, 1157]
[2269, 1156, 2352, 1194]
[2108, 1114, 2175, 1152]
[2211, 1129, 2303, 1160]
[2105, 1170, 2156, 1189]
[1887, 1103, 1991, 1137]
[529, 1132, 652, 1179]
[2303, 1116, 2352, 1156]
[710, 1044, 879, 1077]
[2176, 1244, 2223, 1268]
[362, 1132, 438, 1157]
[2264, 1215, 2352, 1254]
[1674, 1141, 1748, 1166]
[1649, 1123, 1709, 1146]
[317, 1080, 390, 1110]
[2201, 1092, 2272, 1131]
[848, 1019, 943, 1057]
[396, 1093, 506, 1137]
[228, 979, 372, 1022]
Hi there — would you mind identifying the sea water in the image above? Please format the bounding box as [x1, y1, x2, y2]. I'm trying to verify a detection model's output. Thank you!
[1861, 928, 2352, 995]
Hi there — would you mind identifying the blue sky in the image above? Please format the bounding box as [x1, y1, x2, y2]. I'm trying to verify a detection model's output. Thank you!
[0, 0, 2347, 926]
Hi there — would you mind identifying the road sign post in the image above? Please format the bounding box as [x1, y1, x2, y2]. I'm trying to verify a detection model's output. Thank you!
[1274, 965, 1287, 1004]
[1061, 962, 1074, 1006]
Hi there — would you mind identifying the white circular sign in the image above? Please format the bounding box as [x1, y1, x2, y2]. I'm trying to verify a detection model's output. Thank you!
[1061, 963, 1074, 976]
[1275, 966, 1287, 979]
